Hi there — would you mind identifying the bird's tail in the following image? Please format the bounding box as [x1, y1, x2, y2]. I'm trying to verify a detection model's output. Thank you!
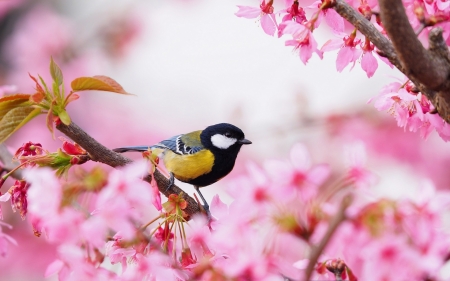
[113, 146, 152, 153]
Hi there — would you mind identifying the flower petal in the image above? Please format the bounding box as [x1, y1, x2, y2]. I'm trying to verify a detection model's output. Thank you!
[235, 6, 261, 19]
[361, 51, 378, 78]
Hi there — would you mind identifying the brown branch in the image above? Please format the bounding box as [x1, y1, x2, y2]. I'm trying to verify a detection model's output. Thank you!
[379, 0, 450, 91]
[377, 0, 450, 122]
[56, 122, 201, 219]
[333, 0, 450, 123]
[303, 194, 353, 281]
[0, 144, 22, 179]
[333, 0, 403, 71]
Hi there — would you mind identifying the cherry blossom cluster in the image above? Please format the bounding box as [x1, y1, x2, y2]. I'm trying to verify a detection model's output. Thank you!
[236, 0, 450, 141]
[0, 143, 448, 280]
[370, 80, 450, 141]
[236, 0, 381, 75]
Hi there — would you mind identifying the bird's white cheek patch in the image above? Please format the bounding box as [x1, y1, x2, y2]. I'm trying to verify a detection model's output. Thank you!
[211, 134, 237, 149]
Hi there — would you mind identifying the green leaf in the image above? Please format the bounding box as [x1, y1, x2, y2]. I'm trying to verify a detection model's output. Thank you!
[52, 149, 72, 178]
[71, 76, 131, 95]
[0, 107, 41, 143]
[0, 94, 32, 121]
[38, 75, 51, 97]
[50, 57, 63, 87]
[58, 109, 71, 125]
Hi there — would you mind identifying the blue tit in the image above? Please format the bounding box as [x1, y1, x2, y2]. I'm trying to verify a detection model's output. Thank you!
[113, 123, 251, 211]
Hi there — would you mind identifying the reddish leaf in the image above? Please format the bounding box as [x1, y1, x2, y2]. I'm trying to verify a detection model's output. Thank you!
[30, 92, 45, 104]
[50, 57, 63, 86]
[0, 107, 41, 143]
[0, 94, 30, 103]
[65, 93, 79, 105]
[0, 94, 31, 121]
[28, 74, 45, 95]
[71, 76, 131, 95]
[59, 137, 86, 155]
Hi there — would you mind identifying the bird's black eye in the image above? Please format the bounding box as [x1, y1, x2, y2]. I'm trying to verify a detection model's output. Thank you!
[224, 132, 232, 138]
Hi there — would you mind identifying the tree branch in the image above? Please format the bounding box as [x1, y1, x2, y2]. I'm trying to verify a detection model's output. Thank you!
[377, 0, 450, 122]
[378, 0, 450, 91]
[333, 0, 450, 123]
[303, 194, 353, 281]
[56, 122, 201, 218]
[333, 0, 402, 71]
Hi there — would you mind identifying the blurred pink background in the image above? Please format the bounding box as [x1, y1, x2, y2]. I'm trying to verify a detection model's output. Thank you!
[2, 0, 450, 280]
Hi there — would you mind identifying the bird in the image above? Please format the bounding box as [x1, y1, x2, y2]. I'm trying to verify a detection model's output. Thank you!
[113, 123, 251, 213]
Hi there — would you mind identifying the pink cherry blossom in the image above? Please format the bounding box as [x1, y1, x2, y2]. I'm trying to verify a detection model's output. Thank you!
[93, 161, 154, 240]
[360, 40, 378, 77]
[9, 180, 29, 220]
[343, 142, 377, 189]
[281, 0, 306, 24]
[322, 31, 363, 72]
[360, 50, 378, 77]
[235, 0, 278, 36]
[282, 22, 323, 64]
[369, 80, 450, 140]
[306, 0, 345, 33]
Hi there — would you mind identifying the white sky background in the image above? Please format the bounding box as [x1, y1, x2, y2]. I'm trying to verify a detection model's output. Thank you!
[56, 0, 427, 202]
[63, 0, 400, 145]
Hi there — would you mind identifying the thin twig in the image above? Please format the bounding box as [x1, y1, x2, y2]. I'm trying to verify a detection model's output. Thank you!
[303, 194, 353, 281]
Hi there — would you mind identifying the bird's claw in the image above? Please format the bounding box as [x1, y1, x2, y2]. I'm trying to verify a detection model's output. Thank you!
[165, 172, 174, 192]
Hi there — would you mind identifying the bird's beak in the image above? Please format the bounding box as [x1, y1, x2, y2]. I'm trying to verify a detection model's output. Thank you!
[238, 138, 252, 145]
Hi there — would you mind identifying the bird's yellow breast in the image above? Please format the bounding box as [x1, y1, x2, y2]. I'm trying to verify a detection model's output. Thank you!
[162, 149, 214, 183]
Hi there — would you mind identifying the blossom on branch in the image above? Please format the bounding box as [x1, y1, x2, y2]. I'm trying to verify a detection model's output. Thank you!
[235, 0, 278, 36]
[282, 21, 323, 64]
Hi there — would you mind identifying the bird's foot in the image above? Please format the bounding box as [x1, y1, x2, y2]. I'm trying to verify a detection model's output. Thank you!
[165, 172, 174, 192]
[200, 203, 213, 229]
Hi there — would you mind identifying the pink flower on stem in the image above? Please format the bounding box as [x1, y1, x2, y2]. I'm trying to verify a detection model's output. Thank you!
[14, 142, 45, 167]
[264, 143, 330, 201]
[306, 0, 345, 33]
[94, 161, 154, 240]
[369, 80, 450, 140]
[282, 22, 323, 64]
[360, 39, 378, 78]
[8, 180, 29, 220]
[105, 232, 140, 271]
[235, 0, 278, 36]
[281, 0, 306, 24]
[322, 29, 362, 72]
[343, 142, 377, 189]
[361, 235, 423, 280]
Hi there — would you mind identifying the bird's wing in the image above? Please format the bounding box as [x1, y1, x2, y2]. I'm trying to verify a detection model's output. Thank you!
[154, 131, 204, 155]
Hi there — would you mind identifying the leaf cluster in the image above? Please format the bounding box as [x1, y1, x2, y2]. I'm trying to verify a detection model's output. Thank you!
[0, 58, 131, 143]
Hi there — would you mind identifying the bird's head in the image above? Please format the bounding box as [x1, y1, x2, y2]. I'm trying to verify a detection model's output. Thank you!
[201, 123, 251, 152]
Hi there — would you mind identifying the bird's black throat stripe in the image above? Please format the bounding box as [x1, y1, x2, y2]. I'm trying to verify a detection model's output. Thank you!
[184, 149, 241, 187]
